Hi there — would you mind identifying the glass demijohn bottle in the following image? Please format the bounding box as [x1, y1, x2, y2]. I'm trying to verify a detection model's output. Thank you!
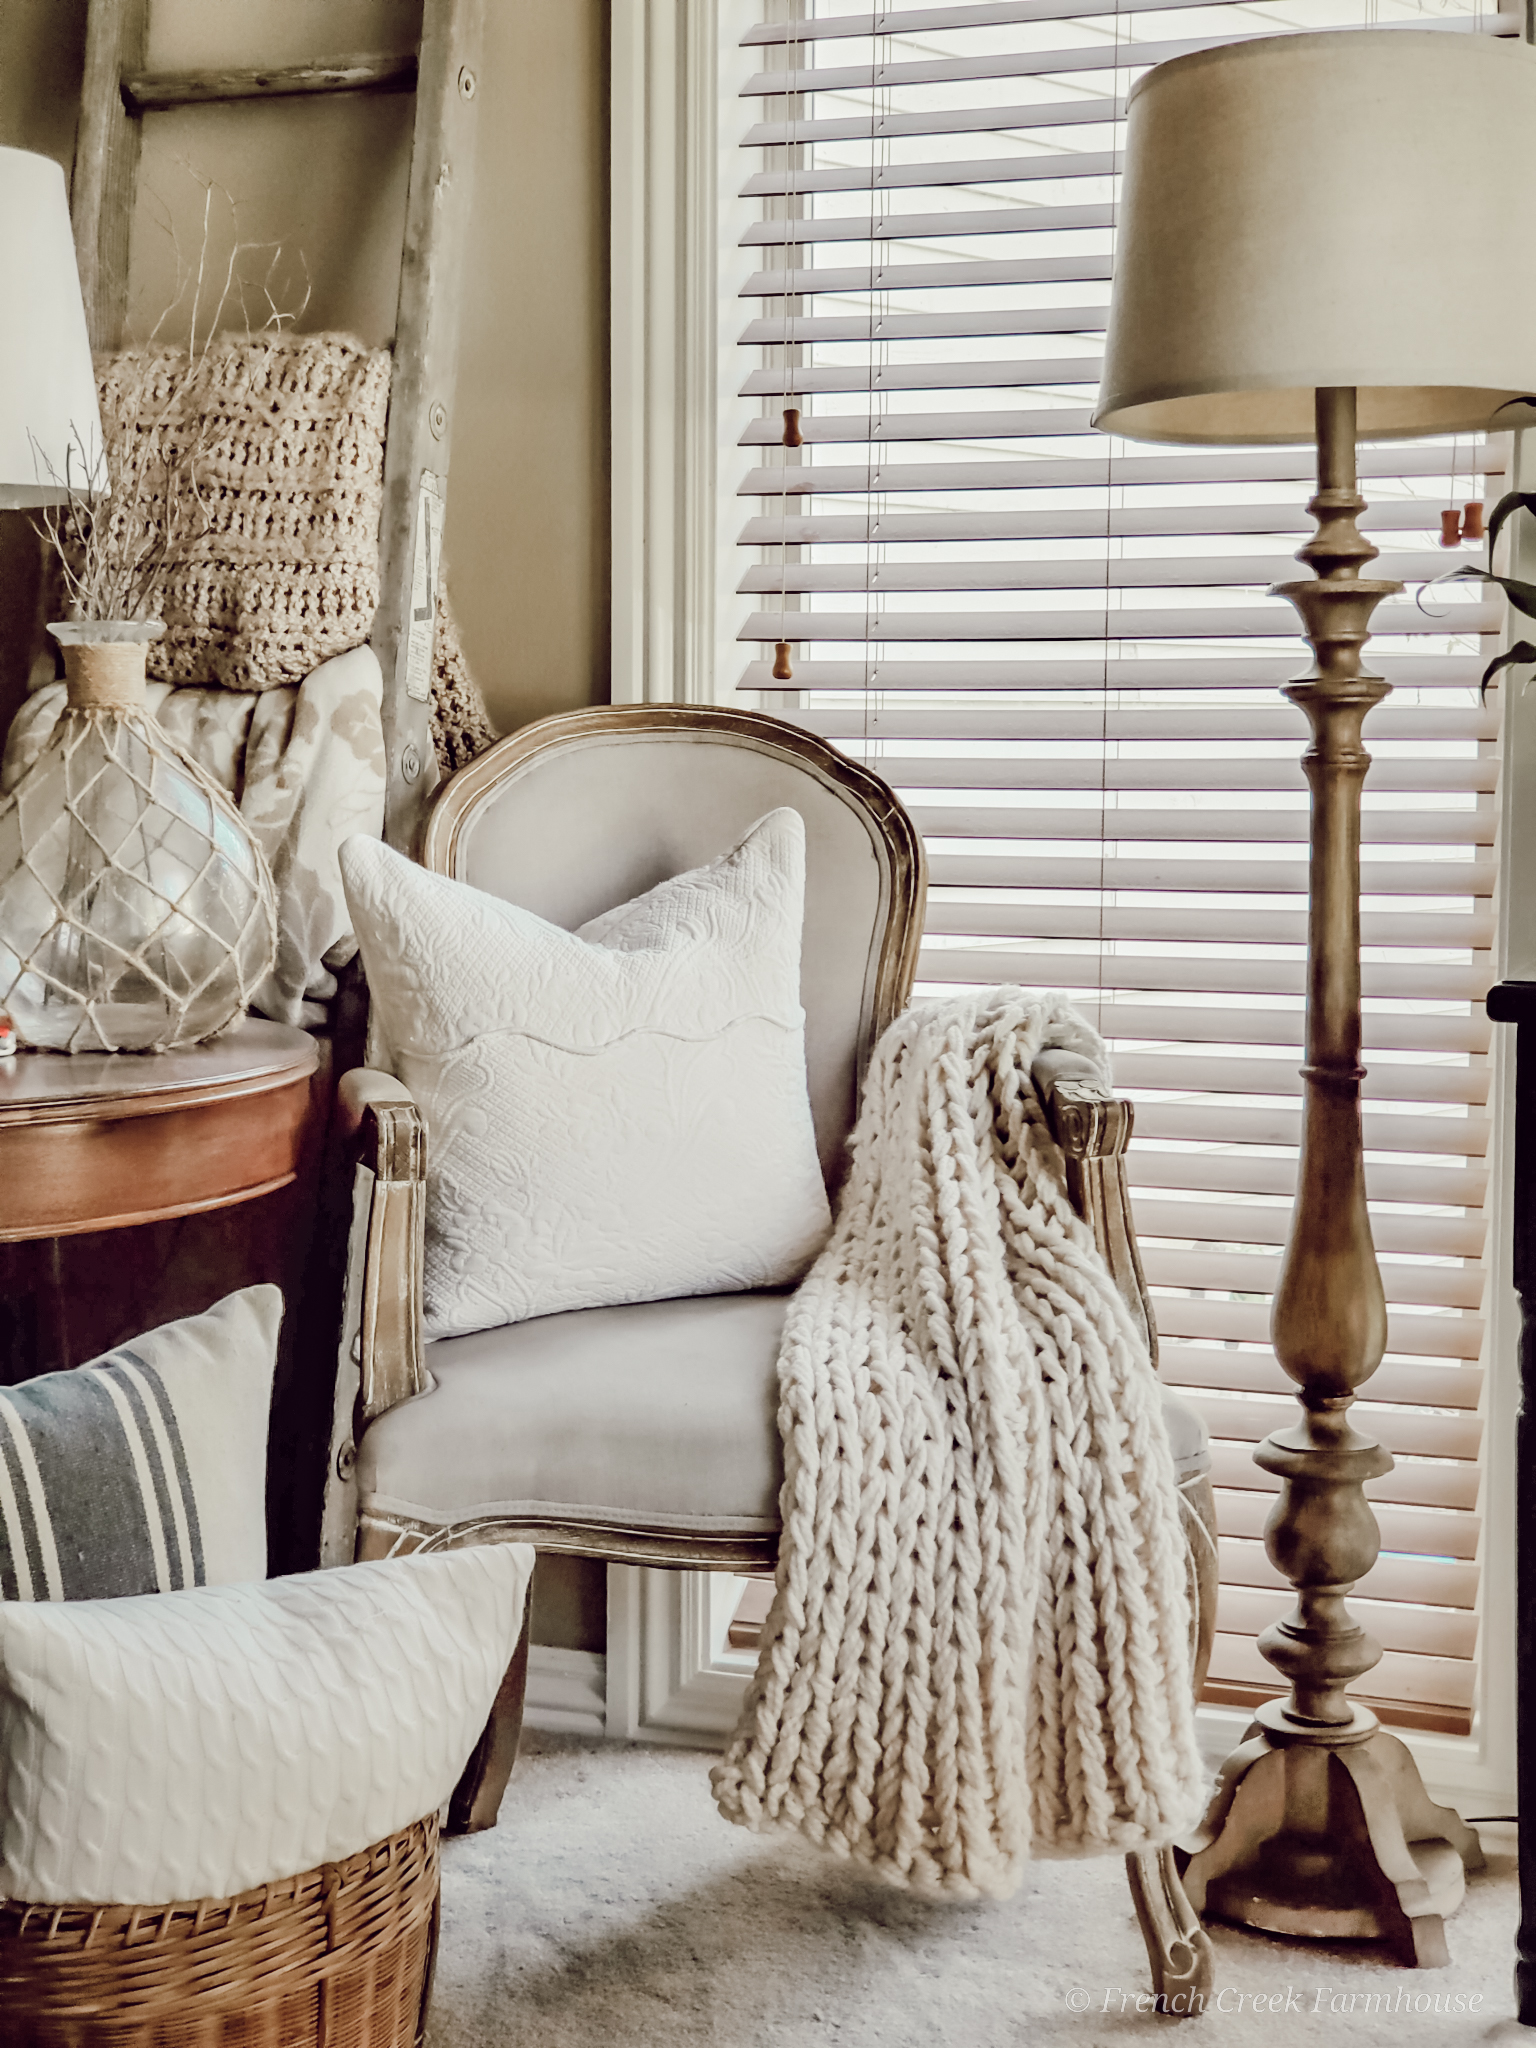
[0, 621, 277, 1052]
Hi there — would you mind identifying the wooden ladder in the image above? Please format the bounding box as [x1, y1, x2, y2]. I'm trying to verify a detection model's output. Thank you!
[66, 0, 485, 852]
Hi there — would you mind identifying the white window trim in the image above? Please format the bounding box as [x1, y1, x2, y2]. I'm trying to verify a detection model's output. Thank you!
[605, 0, 1518, 1818]
[610, 0, 753, 706]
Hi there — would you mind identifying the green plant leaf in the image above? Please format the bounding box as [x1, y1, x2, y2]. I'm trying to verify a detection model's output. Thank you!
[1484, 491, 1536, 555]
[1480, 641, 1536, 701]
[1426, 564, 1536, 622]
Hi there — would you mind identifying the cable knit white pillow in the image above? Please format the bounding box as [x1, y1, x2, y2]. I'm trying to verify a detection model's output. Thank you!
[0, 1545, 534, 1904]
[340, 809, 832, 1339]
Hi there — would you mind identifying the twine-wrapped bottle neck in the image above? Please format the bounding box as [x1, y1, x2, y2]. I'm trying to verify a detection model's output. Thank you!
[60, 643, 149, 712]
[47, 622, 163, 714]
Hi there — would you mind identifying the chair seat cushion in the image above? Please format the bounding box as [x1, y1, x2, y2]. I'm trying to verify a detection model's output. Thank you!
[357, 1292, 1211, 1540]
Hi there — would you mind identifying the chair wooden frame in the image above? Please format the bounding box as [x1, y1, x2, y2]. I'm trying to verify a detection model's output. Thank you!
[327, 704, 1220, 2018]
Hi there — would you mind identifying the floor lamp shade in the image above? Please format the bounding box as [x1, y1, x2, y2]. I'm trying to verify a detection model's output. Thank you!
[1094, 30, 1536, 445]
[0, 146, 106, 509]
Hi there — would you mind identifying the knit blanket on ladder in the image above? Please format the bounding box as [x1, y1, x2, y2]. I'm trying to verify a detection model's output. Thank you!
[712, 987, 1207, 1899]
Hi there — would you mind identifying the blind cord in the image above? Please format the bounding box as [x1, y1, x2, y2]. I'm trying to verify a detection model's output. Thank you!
[1097, 0, 1127, 1038]
[864, 31, 892, 764]
[772, 12, 804, 688]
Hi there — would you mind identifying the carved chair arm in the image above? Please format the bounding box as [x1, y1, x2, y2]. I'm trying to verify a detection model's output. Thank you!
[1031, 1046, 1157, 1371]
[338, 1067, 429, 1427]
[1032, 1049, 1212, 1706]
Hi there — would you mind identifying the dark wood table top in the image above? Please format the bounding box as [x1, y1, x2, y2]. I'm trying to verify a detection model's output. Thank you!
[0, 1017, 321, 1238]
[0, 1017, 318, 1123]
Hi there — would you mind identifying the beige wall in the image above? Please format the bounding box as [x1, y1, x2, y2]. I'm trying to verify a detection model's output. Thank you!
[0, 0, 611, 1650]
[447, 0, 610, 730]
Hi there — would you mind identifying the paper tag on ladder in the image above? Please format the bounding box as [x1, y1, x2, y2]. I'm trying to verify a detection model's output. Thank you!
[405, 470, 445, 703]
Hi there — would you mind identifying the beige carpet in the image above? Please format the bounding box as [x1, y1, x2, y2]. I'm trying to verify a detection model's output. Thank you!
[427, 1731, 1522, 2046]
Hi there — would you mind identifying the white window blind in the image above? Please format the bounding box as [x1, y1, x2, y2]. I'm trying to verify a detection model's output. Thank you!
[732, 0, 1509, 1736]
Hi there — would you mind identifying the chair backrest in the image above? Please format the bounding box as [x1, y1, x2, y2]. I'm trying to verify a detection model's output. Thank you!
[418, 705, 925, 1187]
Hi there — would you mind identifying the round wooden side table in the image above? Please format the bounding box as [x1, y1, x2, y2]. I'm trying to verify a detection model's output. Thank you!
[0, 1017, 320, 1241]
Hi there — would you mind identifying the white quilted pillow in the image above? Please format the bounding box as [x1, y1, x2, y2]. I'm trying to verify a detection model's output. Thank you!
[340, 809, 833, 1339]
[0, 1544, 533, 1904]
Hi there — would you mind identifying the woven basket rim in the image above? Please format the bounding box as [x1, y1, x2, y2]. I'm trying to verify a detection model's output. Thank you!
[0, 1812, 438, 1943]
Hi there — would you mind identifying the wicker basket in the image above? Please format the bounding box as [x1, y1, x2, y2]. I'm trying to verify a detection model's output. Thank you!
[0, 1814, 440, 2048]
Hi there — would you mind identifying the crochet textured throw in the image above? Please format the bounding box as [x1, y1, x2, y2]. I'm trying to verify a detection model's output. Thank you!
[94, 334, 390, 692]
[711, 988, 1206, 1899]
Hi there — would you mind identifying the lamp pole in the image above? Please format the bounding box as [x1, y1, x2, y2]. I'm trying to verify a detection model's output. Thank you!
[1178, 389, 1486, 1966]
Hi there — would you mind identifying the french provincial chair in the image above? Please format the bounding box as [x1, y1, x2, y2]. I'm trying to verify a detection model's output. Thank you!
[322, 704, 1220, 2015]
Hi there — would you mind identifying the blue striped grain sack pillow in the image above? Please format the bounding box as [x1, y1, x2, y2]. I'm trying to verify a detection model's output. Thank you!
[0, 1286, 280, 1600]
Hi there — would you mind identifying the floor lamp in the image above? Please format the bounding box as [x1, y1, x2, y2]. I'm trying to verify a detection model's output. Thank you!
[1094, 30, 1536, 1967]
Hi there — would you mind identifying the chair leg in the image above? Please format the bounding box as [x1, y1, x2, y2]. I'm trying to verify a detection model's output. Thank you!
[446, 1605, 531, 1835]
[1126, 1847, 1215, 2019]
[1122, 1470, 1220, 2016]
[1179, 1472, 1219, 1700]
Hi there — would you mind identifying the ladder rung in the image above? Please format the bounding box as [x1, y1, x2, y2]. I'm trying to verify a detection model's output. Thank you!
[122, 54, 418, 114]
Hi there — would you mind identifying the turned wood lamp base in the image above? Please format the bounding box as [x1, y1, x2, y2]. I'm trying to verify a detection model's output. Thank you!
[1181, 1706, 1484, 1967]
[1166, 388, 1485, 1974]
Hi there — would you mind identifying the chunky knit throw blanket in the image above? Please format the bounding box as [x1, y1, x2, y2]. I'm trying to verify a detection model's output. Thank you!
[712, 988, 1206, 1899]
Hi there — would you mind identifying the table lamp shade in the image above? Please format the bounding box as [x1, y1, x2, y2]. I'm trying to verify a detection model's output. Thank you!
[1094, 31, 1536, 445]
[0, 146, 106, 508]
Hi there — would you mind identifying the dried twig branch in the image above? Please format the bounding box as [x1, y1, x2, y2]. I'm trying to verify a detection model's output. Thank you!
[35, 174, 308, 626]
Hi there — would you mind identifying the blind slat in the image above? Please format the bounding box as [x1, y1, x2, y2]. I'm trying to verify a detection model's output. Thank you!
[742, 153, 1121, 198]
[743, 33, 1246, 96]
[1163, 1345, 1482, 1411]
[1218, 1537, 1479, 1611]
[741, 362, 1105, 398]
[740, 256, 1115, 296]
[1137, 1197, 1485, 1258]
[1207, 1443, 1479, 1514]
[1188, 1392, 1481, 1465]
[1128, 1099, 1491, 1160]
[742, 0, 1247, 45]
[740, 202, 1116, 245]
[739, 406, 1097, 442]
[737, 445, 1502, 488]
[1208, 1635, 1473, 1711]
[741, 655, 1486, 689]
[1090, 1002, 1491, 1053]
[928, 855, 1495, 897]
[1216, 1490, 1479, 1560]
[839, 756, 1494, 793]
[1114, 1049, 1490, 1105]
[804, 705, 1498, 742]
[1217, 1584, 1477, 1661]
[907, 810, 1495, 847]
[744, 103, 1126, 148]
[739, 547, 1467, 583]
[741, 603, 1498, 639]
[1155, 1296, 1482, 1360]
[1131, 1154, 1489, 1207]
[1141, 1246, 1484, 1313]
[739, 501, 1474, 536]
[926, 901, 1493, 950]
[919, 945, 1493, 1005]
